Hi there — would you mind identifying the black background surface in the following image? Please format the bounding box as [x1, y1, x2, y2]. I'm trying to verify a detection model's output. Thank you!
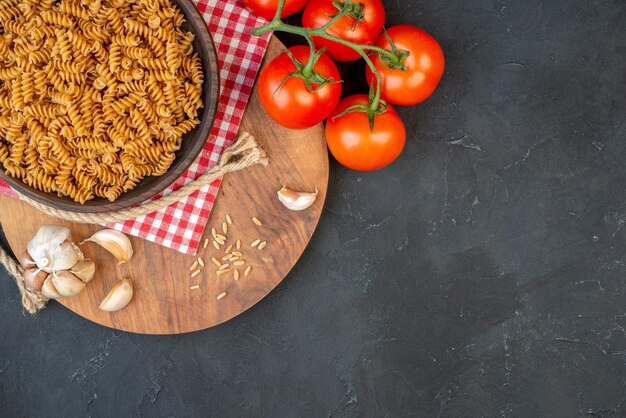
[2, 1, 626, 416]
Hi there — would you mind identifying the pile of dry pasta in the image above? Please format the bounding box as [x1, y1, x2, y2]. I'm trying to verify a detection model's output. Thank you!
[0, 0, 204, 203]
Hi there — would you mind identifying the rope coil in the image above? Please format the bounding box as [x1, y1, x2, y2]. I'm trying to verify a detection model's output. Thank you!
[0, 131, 268, 313]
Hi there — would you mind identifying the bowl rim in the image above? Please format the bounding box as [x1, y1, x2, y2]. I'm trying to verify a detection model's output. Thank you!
[0, 0, 221, 213]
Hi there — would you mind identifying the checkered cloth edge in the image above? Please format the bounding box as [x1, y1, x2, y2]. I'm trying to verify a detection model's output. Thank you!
[0, 0, 270, 255]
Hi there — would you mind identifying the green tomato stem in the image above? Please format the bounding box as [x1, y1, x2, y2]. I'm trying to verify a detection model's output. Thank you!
[251, 0, 401, 114]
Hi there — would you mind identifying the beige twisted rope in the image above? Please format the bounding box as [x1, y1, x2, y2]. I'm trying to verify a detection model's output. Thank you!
[0, 131, 268, 313]
[0, 247, 47, 314]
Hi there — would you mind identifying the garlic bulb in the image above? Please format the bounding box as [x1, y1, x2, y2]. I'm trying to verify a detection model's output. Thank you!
[26, 225, 83, 273]
[51, 270, 86, 297]
[99, 279, 133, 312]
[70, 259, 96, 283]
[41, 275, 61, 299]
[277, 186, 318, 211]
[83, 229, 133, 264]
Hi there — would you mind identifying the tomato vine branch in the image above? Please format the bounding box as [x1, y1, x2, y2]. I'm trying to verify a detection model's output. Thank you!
[251, 0, 405, 116]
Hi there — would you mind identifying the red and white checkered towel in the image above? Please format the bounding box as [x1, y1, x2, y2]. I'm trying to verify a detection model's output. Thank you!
[0, 0, 270, 255]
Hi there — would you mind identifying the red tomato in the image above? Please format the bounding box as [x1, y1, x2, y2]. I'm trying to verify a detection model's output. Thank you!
[366, 25, 444, 106]
[258, 46, 342, 130]
[302, 0, 385, 62]
[243, 0, 309, 20]
[325, 94, 406, 171]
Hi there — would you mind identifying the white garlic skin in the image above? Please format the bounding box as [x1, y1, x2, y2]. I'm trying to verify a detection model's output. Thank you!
[70, 259, 96, 283]
[41, 275, 61, 299]
[26, 225, 83, 273]
[83, 229, 133, 264]
[277, 186, 318, 211]
[99, 279, 133, 312]
[51, 270, 86, 297]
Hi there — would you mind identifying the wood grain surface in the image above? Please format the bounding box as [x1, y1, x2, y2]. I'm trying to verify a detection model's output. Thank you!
[0, 36, 329, 334]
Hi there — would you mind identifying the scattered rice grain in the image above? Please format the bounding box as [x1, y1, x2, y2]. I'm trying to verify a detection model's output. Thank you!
[232, 251, 242, 257]
[190, 285, 200, 290]
[251, 239, 260, 247]
[226, 214, 232, 225]
[258, 241, 267, 250]
[212, 240, 220, 250]
[234, 270, 240, 280]
[222, 222, 228, 234]
[217, 269, 231, 276]
[189, 261, 198, 271]
[224, 244, 233, 253]
[219, 263, 230, 270]
[233, 260, 245, 266]
[197, 257, 205, 267]
[203, 238, 209, 249]
[244, 265, 252, 276]
[191, 269, 201, 278]
[252, 217, 262, 226]
[217, 291, 227, 300]
[211, 257, 221, 267]
[211, 228, 217, 238]
[236, 240, 241, 249]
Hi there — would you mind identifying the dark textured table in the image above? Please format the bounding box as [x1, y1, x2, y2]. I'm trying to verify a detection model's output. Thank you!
[2, 1, 625, 416]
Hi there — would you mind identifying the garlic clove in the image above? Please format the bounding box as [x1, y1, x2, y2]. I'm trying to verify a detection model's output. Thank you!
[277, 186, 318, 211]
[23, 267, 48, 291]
[99, 279, 133, 312]
[27, 225, 82, 273]
[50, 241, 83, 272]
[18, 249, 37, 270]
[41, 275, 61, 299]
[83, 229, 133, 264]
[70, 259, 96, 283]
[51, 270, 86, 297]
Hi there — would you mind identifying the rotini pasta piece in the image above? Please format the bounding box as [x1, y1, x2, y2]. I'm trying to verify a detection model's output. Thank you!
[40, 10, 74, 27]
[0, 6, 20, 21]
[50, 90, 74, 107]
[3, 159, 27, 178]
[110, 91, 142, 115]
[67, 30, 92, 56]
[0, 66, 20, 80]
[152, 151, 175, 175]
[55, 29, 73, 62]
[123, 17, 151, 38]
[8, 133, 26, 163]
[4, 20, 27, 36]
[24, 102, 64, 119]
[111, 32, 140, 47]
[79, 20, 109, 42]
[91, 40, 108, 62]
[121, 45, 149, 60]
[137, 57, 170, 71]
[108, 42, 122, 74]
[164, 118, 199, 137]
[59, 1, 90, 19]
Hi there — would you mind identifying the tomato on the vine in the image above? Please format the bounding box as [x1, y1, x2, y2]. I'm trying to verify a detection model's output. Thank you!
[302, 0, 385, 62]
[366, 25, 444, 106]
[243, 0, 309, 21]
[325, 94, 406, 171]
[258, 46, 342, 130]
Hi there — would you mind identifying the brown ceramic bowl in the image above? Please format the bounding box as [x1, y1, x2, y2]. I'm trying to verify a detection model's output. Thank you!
[0, 0, 220, 213]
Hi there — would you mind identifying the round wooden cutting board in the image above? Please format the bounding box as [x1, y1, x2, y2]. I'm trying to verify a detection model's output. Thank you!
[0, 36, 329, 334]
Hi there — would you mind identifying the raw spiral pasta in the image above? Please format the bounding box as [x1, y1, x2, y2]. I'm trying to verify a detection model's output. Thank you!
[0, 0, 204, 203]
